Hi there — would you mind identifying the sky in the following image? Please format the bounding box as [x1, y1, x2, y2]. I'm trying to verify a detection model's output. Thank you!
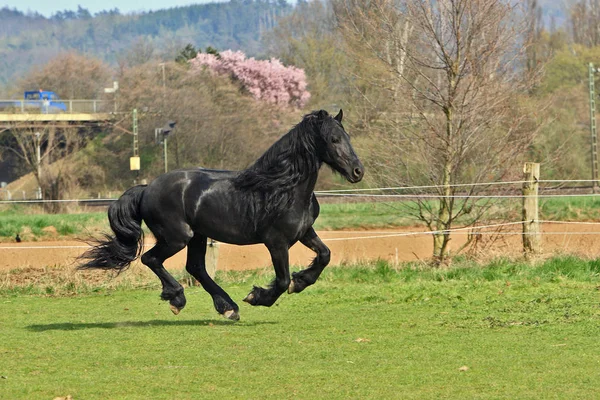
[2, 0, 228, 17]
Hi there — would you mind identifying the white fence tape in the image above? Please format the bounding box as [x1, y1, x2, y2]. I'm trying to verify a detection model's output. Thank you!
[2, 179, 600, 204]
[4, 220, 600, 250]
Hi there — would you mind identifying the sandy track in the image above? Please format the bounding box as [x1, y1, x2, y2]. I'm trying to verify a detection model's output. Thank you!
[1, 225, 599, 272]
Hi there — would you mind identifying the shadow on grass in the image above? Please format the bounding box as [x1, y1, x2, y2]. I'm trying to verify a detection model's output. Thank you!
[27, 319, 277, 332]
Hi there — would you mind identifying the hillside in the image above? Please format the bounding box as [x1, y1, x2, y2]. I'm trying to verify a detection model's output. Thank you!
[0, 0, 568, 90]
[0, 0, 293, 87]
[538, 0, 568, 27]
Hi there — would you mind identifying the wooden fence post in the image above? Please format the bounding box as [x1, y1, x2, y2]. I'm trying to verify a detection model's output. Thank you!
[206, 239, 219, 279]
[522, 162, 541, 256]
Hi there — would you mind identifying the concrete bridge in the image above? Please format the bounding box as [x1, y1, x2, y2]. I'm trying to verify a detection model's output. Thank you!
[0, 99, 115, 125]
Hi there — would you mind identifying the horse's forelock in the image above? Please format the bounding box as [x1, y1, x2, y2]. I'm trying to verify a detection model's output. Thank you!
[304, 109, 330, 123]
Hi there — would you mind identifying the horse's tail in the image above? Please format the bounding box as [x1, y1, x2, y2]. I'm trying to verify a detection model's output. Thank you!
[78, 185, 147, 272]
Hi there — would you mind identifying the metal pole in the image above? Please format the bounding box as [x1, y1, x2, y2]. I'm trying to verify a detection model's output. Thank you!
[35, 131, 42, 200]
[164, 135, 168, 173]
[132, 109, 139, 158]
[589, 63, 598, 192]
[133, 109, 140, 183]
[35, 132, 41, 179]
[161, 64, 166, 93]
[160, 63, 166, 113]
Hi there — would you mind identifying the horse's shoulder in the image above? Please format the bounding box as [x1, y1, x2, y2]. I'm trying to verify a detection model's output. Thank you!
[310, 193, 320, 219]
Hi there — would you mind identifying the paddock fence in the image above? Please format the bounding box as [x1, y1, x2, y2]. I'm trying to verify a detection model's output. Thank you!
[2, 162, 600, 266]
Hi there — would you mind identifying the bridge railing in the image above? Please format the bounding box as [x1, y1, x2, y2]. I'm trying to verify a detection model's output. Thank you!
[0, 100, 111, 114]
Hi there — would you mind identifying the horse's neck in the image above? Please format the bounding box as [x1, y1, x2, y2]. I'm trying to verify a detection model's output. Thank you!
[292, 168, 319, 205]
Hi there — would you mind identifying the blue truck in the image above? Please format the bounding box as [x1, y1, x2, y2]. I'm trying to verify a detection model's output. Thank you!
[0, 90, 67, 113]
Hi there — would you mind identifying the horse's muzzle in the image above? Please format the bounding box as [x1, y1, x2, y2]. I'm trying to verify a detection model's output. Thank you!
[348, 162, 364, 183]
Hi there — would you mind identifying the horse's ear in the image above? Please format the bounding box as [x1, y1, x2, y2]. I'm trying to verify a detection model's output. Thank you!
[334, 109, 343, 123]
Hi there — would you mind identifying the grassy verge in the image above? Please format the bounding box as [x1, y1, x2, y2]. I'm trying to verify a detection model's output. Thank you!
[316, 196, 600, 229]
[3, 255, 600, 296]
[539, 195, 600, 221]
[0, 202, 413, 241]
[1, 257, 599, 399]
[1, 196, 600, 240]
[0, 206, 108, 241]
[315, 201, 417, 230]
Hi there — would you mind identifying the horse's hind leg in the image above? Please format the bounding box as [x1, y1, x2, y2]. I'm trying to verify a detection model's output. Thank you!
[185, 235, 240, 321]
[141, 239, 190, 315]
[288, 228, 330, 294]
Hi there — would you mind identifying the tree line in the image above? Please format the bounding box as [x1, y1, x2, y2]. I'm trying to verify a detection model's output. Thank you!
[0, 0, 292, 87]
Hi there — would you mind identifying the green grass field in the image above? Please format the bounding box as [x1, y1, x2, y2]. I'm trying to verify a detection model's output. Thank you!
[2, 257, 600, 399]
[0, 206, 108, 240]
[2, 196, 599, 241]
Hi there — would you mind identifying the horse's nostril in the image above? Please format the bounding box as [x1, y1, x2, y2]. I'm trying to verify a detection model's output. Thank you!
[353, 168, 363, 178]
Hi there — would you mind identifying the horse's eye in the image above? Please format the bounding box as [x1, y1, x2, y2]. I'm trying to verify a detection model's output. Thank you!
[331, 136, 341, 144]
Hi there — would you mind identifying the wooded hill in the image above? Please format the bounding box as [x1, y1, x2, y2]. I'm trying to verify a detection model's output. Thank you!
[0, 0, 292, 87]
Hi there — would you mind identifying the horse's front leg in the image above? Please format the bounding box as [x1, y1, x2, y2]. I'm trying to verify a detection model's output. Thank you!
[243, 243, 290, 307]
[288, 227, 330, 294]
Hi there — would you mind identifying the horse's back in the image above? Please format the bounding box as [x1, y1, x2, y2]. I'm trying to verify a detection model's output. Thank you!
[139, 168, 232, 227]
[140, 168, 259, 244]
[139, 167, 318, 246]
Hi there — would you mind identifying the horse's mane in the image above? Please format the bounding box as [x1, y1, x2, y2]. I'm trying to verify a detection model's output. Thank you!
[233, 110, 326, 224]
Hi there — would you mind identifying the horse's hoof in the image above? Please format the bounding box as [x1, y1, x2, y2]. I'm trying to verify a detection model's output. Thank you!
[170, 304, 182, 315]
[288, 280, 295, 294]
[243, 293, 255, 304]
[223, 310, 240, 321]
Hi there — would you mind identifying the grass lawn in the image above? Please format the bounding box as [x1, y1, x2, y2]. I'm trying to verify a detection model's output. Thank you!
[2, 195, 600, 241]
[0, 207, 108, 240]
[1, 257, 600, 399]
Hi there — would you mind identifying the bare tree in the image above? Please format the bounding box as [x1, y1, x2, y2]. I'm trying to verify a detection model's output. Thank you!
[265, 0, 345, 106]
[115, 61, 300, 180]
[571, 0, 600, 47]
[335, 0, 537, 264]
[121, 37, 157, 67]
[17, 52, 111, 99]
[0, 125, 85, 212]
[525, 0, 544, 76]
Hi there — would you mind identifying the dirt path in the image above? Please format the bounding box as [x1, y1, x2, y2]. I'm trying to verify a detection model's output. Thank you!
[1, 225, 599, 272]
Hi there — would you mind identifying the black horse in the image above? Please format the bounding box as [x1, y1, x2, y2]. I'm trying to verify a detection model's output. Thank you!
[79, 110, 364, 320]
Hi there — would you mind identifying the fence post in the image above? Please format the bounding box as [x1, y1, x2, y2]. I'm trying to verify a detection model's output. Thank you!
[522, 162, 541, 256]
[206, 239, 219, 279]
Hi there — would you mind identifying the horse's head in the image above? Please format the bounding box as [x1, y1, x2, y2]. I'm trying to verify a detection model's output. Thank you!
[314, 109, 364, 183]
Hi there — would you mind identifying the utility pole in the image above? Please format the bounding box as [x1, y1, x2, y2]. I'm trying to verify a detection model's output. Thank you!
[158, 121, 176, 174]
[35, 131, 42, 199]
[130, 109, 141, 181]
[35, 131, 41, 180]
[133, 108, 139, 159]
[159, 63, 168, 173]
[589, 63, 599, 192]
[159, 63, 166, 112]
[163, 135, 168, 173]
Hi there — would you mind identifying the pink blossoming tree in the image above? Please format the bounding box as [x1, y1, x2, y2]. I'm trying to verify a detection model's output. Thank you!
[190, 50, 310, 108]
